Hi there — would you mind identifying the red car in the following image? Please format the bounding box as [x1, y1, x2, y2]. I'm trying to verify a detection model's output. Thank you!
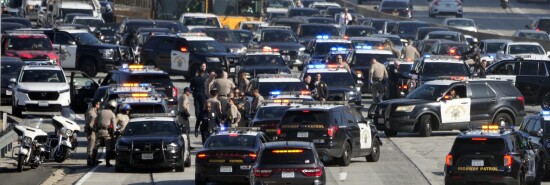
[1, 33, 60, 66]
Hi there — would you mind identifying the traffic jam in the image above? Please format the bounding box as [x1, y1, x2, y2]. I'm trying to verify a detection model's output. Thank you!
[2, 0, 550, 184]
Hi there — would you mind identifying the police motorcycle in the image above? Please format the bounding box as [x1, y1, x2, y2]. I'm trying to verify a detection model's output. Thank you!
[48, 109, 81, 163]
[13, 117, 49, 172]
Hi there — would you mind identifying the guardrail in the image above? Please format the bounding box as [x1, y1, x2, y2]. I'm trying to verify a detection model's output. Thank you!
[0, 112, 15, 158]
[337, 0, 550, 51]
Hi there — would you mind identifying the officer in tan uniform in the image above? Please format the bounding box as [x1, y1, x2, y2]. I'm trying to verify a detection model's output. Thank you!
[369, 58, 388, 103]
[237, 72, 249, 93]
[116, 104, 131, 134]
[85, 100, 101, 166]
[226, 97, 241, 128]
[205, 71, 216, 98]
[94, 100, 118, 167]
[211, 71, 236, 101]
[178, 87, 192, 134]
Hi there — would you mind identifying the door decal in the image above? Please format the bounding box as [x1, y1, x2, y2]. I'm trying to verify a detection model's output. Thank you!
[171, 50, 190, 71]
[440, 98, 471, 123]
[358, 123, 371, 149]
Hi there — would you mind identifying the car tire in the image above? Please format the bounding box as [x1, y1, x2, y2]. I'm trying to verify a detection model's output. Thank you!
[366, 138, 381, 162]
[175, 152, 185, 172]
[540, 92, 550, 110]
[418, 114, 432, 137]
[17, 154, 24, 172]
[494, 113, 513, 126]
[115, 164, 124, 172]
[338, 142, 352, 166]
[184, 155, 191, 167]
[79, 58, 98, 77]
[385, 130, 398, 137]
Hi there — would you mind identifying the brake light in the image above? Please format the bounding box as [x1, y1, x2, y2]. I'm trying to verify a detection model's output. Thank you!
[536, 28, 541, 32]
[249, 153, 257, 160]
[303, 110, 310, 113]
[445, 154, 453, 166]
[343, 35, 349, 40]
[328, 126, 339, 137]
[471, 138, 487, 141]
[172, 87, 178, 98]
[302, 168, 323, 177]
[254, 168, 273, 177]
[504, 154, 512, 167]
[403, 85, 408, 89]
[272, 149, 303, 153]
[229, 133, 239, 137]
[517, 96, 525, 105]
[180, 47, 188, 52]
[449, 48, 456, 55]
[197, 153, 207, 158]
[433, 0, 439, 5]
[277, 128, 281, 136]
[300, 90, 311, 95]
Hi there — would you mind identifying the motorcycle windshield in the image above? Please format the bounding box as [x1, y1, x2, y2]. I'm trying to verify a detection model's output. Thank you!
[19, 116, 47, 130]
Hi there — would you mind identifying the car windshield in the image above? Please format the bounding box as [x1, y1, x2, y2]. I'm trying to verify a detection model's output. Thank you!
[298, 25, 339, 37]
[73, 18, 103, 26]
[436, 44, 469, 54]
[289, 9, 319, 17]
[446, 20, 474, 27]
[398, 23, 429, 35]
[267, 0, 294, 8]
[406, 84, 448, 100]
[422, 63, 469, 77]
[129, 103, 166, 114]
[1, 62, 24, 76]
[281, 110, 330, 126]
[7, 37, 53, 51]
[255, 106, 291, 120]
[156, 22, 187, 33]
[485, 42, 506, 53]
[314, 42, 353, 54]
[346, 27, 375, 37]
[188, 41, 227, 53]
[20, 70, 66, 83]
[540, 20, 550, 32]
[381, 1, 407, 9]
[450, 138, 506, 154]
[262, 31, 297, 42]
[307, 72, 355, 87]
[353, 53, 395, 66]
[71, 32, 101, 45]
[427, 34, 457, 41]
[307, 18, 335, 24]
[272, 21, 301, 33]
[258, 82, 307, 96]
[242, 55, 286, 66]
[60, 9, 93, 18]
[206, 135, 256, 148]
[124, 121, 178, 136]
[260, 148, 315, 165]
[509, 45, 545, 55]
[183, 17, 220, 27]
[204, 30, 239, 43]
[398, 64, 413, 74]
[125, 22, 156, 33]
[352, 40, 385, 47]
[233, 31, 253, 43]
[517, 32, 550, 40]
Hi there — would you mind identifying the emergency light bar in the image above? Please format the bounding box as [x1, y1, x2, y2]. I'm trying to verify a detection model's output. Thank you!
[423, 55, 462, 60]
[542, 111, 550, 116]
[316, 35, 330, 40]
[214, 127, 261, 134]
[301, 101, 348, 106]
[262, 46, 280, 52]
[246, 49, 281, 54]
[307, 63, 343, 69]
[177, 32, 207, 37]
[269, 90, 311, 96]
[263, 99, 305, 104]
[256, 74, 300, 79]
[129, 113, 177, 118]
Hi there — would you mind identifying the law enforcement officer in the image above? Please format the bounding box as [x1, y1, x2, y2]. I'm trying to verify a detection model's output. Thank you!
[384, 40, 401, 58]
[211, 71, 236, 101]
[237, 72, 249, 93]
[388, 60, 411, 98]
[207, 89, 223, 115]
[336, 55, 350, 71]
[197, 62, 208, 77]
[448, 88, 460, 99]
[474, 59, 488, 78]
[314, 74, 329, 101]
[85, 100, 101, 167]
[227, 98, 241, 128]
[369, 58, 388, 103]
[195, 102, 221, 145]
[251, 89, 264, 115]
[402, 40, 420, 60]
[115, 104, 131, 135]
[304, 75, 314, 91]
[190, 71, 208, 128]
[94, 100, 118, 167]
[178, 87, 192, 134]
[205, 71, 217, 98]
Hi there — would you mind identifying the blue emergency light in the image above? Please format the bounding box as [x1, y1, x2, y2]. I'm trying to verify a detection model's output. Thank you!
[270, 91, 282, 95]
[355, 45, 372, 50]
[489, 54, 495, 59]
[424, 54, 431, 58]
[316, 35, 329, 40]
[307, 64, 327, 69]
[542, 111, 550, 116]
[330, 47, 347, 51]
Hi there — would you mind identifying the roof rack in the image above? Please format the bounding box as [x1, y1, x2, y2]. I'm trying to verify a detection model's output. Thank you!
[256, 74, 300, 78]
[130, 113, 176, 118]
[258, 25, 291, 30]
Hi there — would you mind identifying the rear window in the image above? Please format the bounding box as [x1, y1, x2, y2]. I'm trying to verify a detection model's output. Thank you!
[493, 82, 521, 96]
[206, 135, 256, 148]
[255, 106, 291, 120]
[129, 103, 166, 114]
[281, 110, 330, 127]
[1, 62, 24, 76]
[537, 19, 550, 32]
[260, 148, 315, 165]
[450, 138, 506, 154]
[128, 74, 172, 88]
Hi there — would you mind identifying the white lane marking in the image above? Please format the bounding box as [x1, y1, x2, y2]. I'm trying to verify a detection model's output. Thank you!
[74, 148, 106, 185]
[339, 172, 348, 181]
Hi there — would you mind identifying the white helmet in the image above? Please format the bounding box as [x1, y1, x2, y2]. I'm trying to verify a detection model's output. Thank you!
[108, 100, 118, 108]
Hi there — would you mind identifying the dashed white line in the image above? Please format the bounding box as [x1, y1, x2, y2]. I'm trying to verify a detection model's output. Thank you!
[74, 148, 106, 185]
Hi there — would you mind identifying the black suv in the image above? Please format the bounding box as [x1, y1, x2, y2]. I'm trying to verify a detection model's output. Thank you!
[486, 59, 550, 109]
[445, 126, 541, 185]
[277, 102, 382, 166]
[100, 65, 178, 107]
[411, 55, 471, 86]
[117, 18, 156, 48]
[249, 28, 305, 69]
[368, 79, 526, 137]
[140, 34, 239, 80]
[250, 141, 326, 185]
[201, 28, 247, 56]
[518, 111, 550, 179]
[526, 17, 550, 34]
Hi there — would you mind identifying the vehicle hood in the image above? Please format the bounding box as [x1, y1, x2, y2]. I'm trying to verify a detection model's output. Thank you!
[119, 135, 179, 143]
[4, 50, 58, 60]
[240, 66, 291, 75]
[258, 42, 303, 50]
[378, 98, 433, 106]
[220, 42, 245, 49]
[18, 83, 69, 91]
[328, 86, 355, 92]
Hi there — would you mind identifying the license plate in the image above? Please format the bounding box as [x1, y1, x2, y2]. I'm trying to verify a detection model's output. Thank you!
[297, 132, 308, 138]
[240, 165, 251, 170]
[377, 118, 385, 124]
[141, 153, 153, 160]
[282, 171, 295, 178]
[5, 90, 11, 96]
[38, 101, 48, 107]
[220, 166, 232, 173]
[472, 160, 484, 167]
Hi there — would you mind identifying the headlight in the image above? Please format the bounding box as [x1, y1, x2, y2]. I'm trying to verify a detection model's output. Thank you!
[348, 91, 356, 95]
[230, 47, 247, 54]
[17, 88, 30, 93]
[59, 88, 70, 93]
[99, 49, 115, 59]
[116, 144, 130, 151]
[355, 70, 363, 78]
[166, 143, 178, 151]
[395, 105, 415, 112]
[206, 57, 221, 62]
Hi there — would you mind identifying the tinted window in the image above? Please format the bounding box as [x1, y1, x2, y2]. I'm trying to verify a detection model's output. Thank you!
[313, 42, 353, 55]
[242, 55, 286, 66]
[332, 111, 342, 125]
[204, 30, 240, 43]
[520, 62, 538, 76]
[426, 33, 457, 41]
[130, 104, 166, 114]
[298, 25, 339, 37]
[509, 44, 545, 55]
[533, 119, 542, 132]
[281, 111, 330, 127]
[158, 39, 175, 51]
[21, 70, 66, 83]
[124, 121, 178, 136]
[306, 72, 355, 87]
[353, 53, 395, 66]
[254, 106, 291, 120]
[397, 23, 430, 35]
[260, 148, 315, 165]
[188, 41, 227, 53]
[470, 84, 495, 99]
[343, 110, 355, 125]
[485, 42, 506, 53]
[450, 138, 506, 154]
[1, 62, 24, 76]
[490, 62, 518, 75]
[261, 30, 297, 42]
[538, 19, 550, 32]
[544, 120, 550, 135]
[406, 84, 448, 100]
[539, 62, 548, 76]
[493, 82, 521, 96]
[421, 63, 469, 77]
[345, 27, 375, 37]
[128, 74, 172, 88]
[206, 135, 256, 147]
[54, 32, 73, 45]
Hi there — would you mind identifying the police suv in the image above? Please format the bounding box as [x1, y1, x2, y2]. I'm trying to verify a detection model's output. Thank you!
[277, 101, 382, 166]
[237, 49, 291, 79]
[250, 99, 306, 139]
[89, 83, 157, 109]
[411, 55, 471, 86]
[445, 125, 541, 185]
[246, 74, 309, 100]
[302, 37, 353, 70]
[302, 64, 362, 105]
[368, 79, 526, 137]
[116, 93, 173, 115]
[248, 26, 306, 69]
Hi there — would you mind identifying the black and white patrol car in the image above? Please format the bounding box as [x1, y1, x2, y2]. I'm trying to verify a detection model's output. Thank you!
[445, 126, 542, 185]
[302, 38, 353, 70]
[236, 50, 291, 79]
[88, 83, 156, 109]
[302, 64, 362, 105]
[248, 27, 306, 69]
[411, 55, 471, 86]
[249, 99, 306, 139]
[140, 33, 239, 80]
[277, 101, 382, 166]
[368, 79, 526, 137]
[246, 74, 309, 100]
[115, 93, 174, 116]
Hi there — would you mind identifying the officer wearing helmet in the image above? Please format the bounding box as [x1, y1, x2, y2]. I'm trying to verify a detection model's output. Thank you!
[93, 100, 118, 167]
[116, 104, 131, 135]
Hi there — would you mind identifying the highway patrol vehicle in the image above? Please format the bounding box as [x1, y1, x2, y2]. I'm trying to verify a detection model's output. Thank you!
[115, 114, 190, 172]
[302, 37, 353, 70]
[351, 44, 396, 93]
[302, 64, 362, 105]
[88, 83, 156, 109]
[445, 125, 540, 185]
[248, 26, 306, 69]
[485, 58, 550, 109]
[518, 110, 550, 180]
[195, 127, 269, 185]
[10, 65, 70, 117]
[277, 101, 382, 166]
[116, 93, 173, 115]
[246, 74, 309, 100]
[411, 55, 471, 86]
[139, 33, 239, 80]
[368, 79, 526, 137]
[236, 48, 292, 79]
[250, 99, 306, 139]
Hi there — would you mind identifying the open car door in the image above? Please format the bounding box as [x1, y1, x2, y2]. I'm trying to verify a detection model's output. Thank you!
[70, 71, 99, 112]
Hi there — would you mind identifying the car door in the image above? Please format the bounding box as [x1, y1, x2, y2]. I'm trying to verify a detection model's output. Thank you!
[468, 83, 497, 124]
[516, 133, 537, 179]
[343, 108, 361, 157]
[156, 38, 175, 70]
[171, 40, 190, 72]
[53, 32, 78, 68]
[440, 85, 471, 125]
[70, 71, 99, 111]
[516, 62, 541, 103]
[486, 61, 519, 84]
[352, 108, 371, 156]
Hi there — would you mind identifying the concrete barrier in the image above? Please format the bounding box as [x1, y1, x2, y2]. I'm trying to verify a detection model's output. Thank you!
[336, 0, 550, 51]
